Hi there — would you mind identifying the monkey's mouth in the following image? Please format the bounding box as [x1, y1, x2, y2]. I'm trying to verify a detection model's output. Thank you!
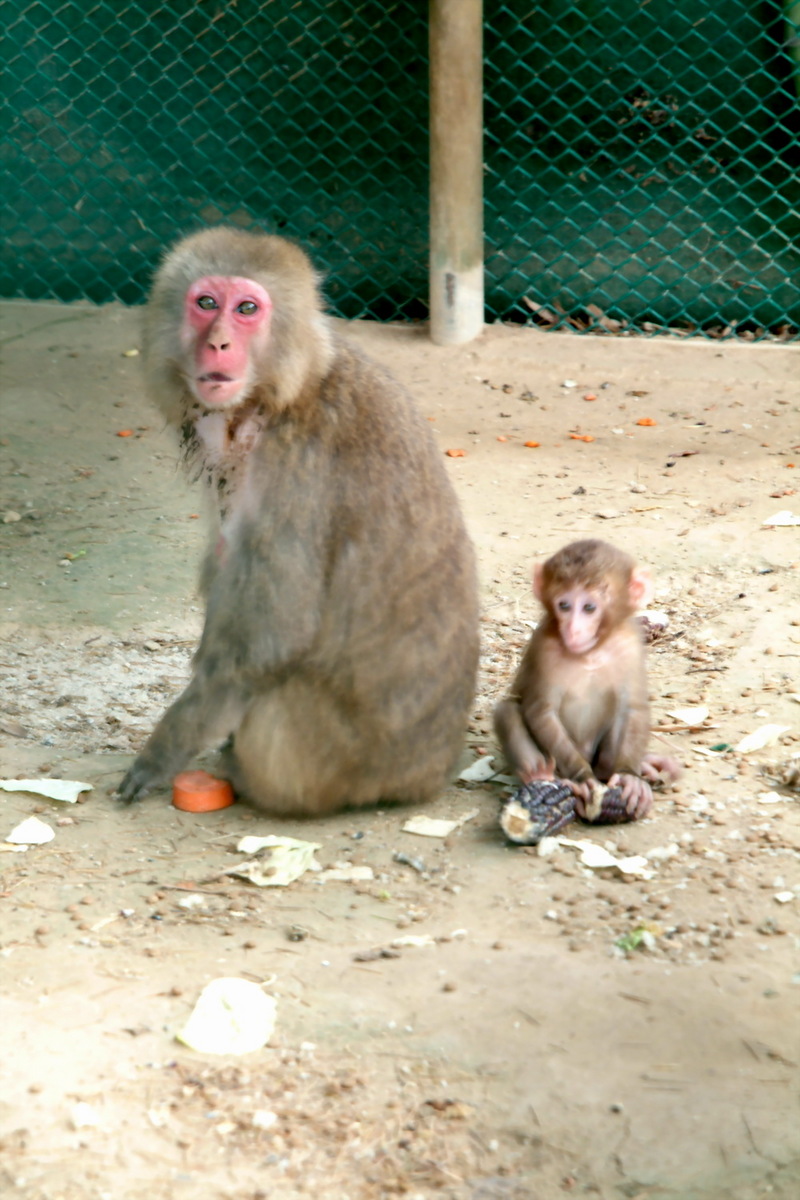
[194, 372, 247, 408]
[565, 635, 599, 656]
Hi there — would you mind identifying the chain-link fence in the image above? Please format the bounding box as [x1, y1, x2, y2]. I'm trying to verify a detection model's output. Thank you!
[3, 1, 430, 318]
[3, 2, 799, 337]
[485, 2, 800, 338]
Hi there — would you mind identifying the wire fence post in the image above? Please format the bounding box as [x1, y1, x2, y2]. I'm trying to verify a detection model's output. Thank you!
[429, 0, 484, 345]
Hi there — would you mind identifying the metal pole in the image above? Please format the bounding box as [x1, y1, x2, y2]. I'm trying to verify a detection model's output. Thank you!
[429, 0, 484, 345]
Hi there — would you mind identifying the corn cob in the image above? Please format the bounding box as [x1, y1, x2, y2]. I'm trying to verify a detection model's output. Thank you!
[499, 780, 576, 845]
[500, 780, 631, 845]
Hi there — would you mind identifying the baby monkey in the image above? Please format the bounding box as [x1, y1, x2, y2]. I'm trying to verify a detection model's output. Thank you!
[494, 539, 680, 820]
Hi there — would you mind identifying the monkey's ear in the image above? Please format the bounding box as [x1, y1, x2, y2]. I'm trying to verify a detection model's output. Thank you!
[532, 562, 546, 601]
[629, 567, 654, 610]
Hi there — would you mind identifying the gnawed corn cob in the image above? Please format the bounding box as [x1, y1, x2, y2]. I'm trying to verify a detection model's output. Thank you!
[500, 780, 576, 845]
[500, 780, 632, 845]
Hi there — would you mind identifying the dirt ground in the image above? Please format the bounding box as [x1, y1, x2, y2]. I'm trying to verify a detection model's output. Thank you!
[1, 299, 799, 1200]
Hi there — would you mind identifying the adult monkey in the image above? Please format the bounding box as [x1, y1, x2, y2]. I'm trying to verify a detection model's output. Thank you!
[118, 228, 479, 815]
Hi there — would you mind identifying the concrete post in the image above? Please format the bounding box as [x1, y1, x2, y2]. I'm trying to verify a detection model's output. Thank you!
[429, 0, 484, 345]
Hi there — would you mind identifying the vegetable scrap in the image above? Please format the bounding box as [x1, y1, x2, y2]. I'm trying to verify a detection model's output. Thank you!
[225, 835, 321, 887]
[763, 511, 800, 526]
[458, 755, 497, 782]
[316, 863, 375, 883]
[0, 778, 92, 803]
[734, 724, 791, 754]
[537, 836, 653, 880]
[666, 705, 710, 726]
[402, 810, 478, 838]
[176, 977, 277, 1055]
[5, 816, 55, 846]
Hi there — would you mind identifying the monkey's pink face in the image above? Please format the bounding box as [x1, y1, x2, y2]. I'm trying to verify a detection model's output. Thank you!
[182, 275, 273, 408]
[553, 587, 605, 656]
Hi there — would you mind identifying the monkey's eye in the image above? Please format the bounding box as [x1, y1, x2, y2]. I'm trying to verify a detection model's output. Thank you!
[236, 300, 258, 316]
[583, 602, 597, 613]
[196, 295, 218, 311]
[557, 600, 571, 612]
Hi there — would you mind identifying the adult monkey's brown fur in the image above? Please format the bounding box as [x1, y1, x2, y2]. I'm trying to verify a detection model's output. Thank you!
[118, 227, 479, 815]
[494, 539, 680, 820]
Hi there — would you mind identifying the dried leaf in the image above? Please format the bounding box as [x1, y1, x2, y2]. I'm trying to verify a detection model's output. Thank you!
[585, 303, 622, 332]
[522, 297, 559, 324]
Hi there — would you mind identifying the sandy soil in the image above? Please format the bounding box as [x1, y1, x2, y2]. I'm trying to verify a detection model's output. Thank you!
[1, 300, 799, 1200]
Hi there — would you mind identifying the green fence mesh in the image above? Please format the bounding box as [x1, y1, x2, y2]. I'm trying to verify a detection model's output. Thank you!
[485, 2, 800, 338]
[3, 2, 799, 337]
